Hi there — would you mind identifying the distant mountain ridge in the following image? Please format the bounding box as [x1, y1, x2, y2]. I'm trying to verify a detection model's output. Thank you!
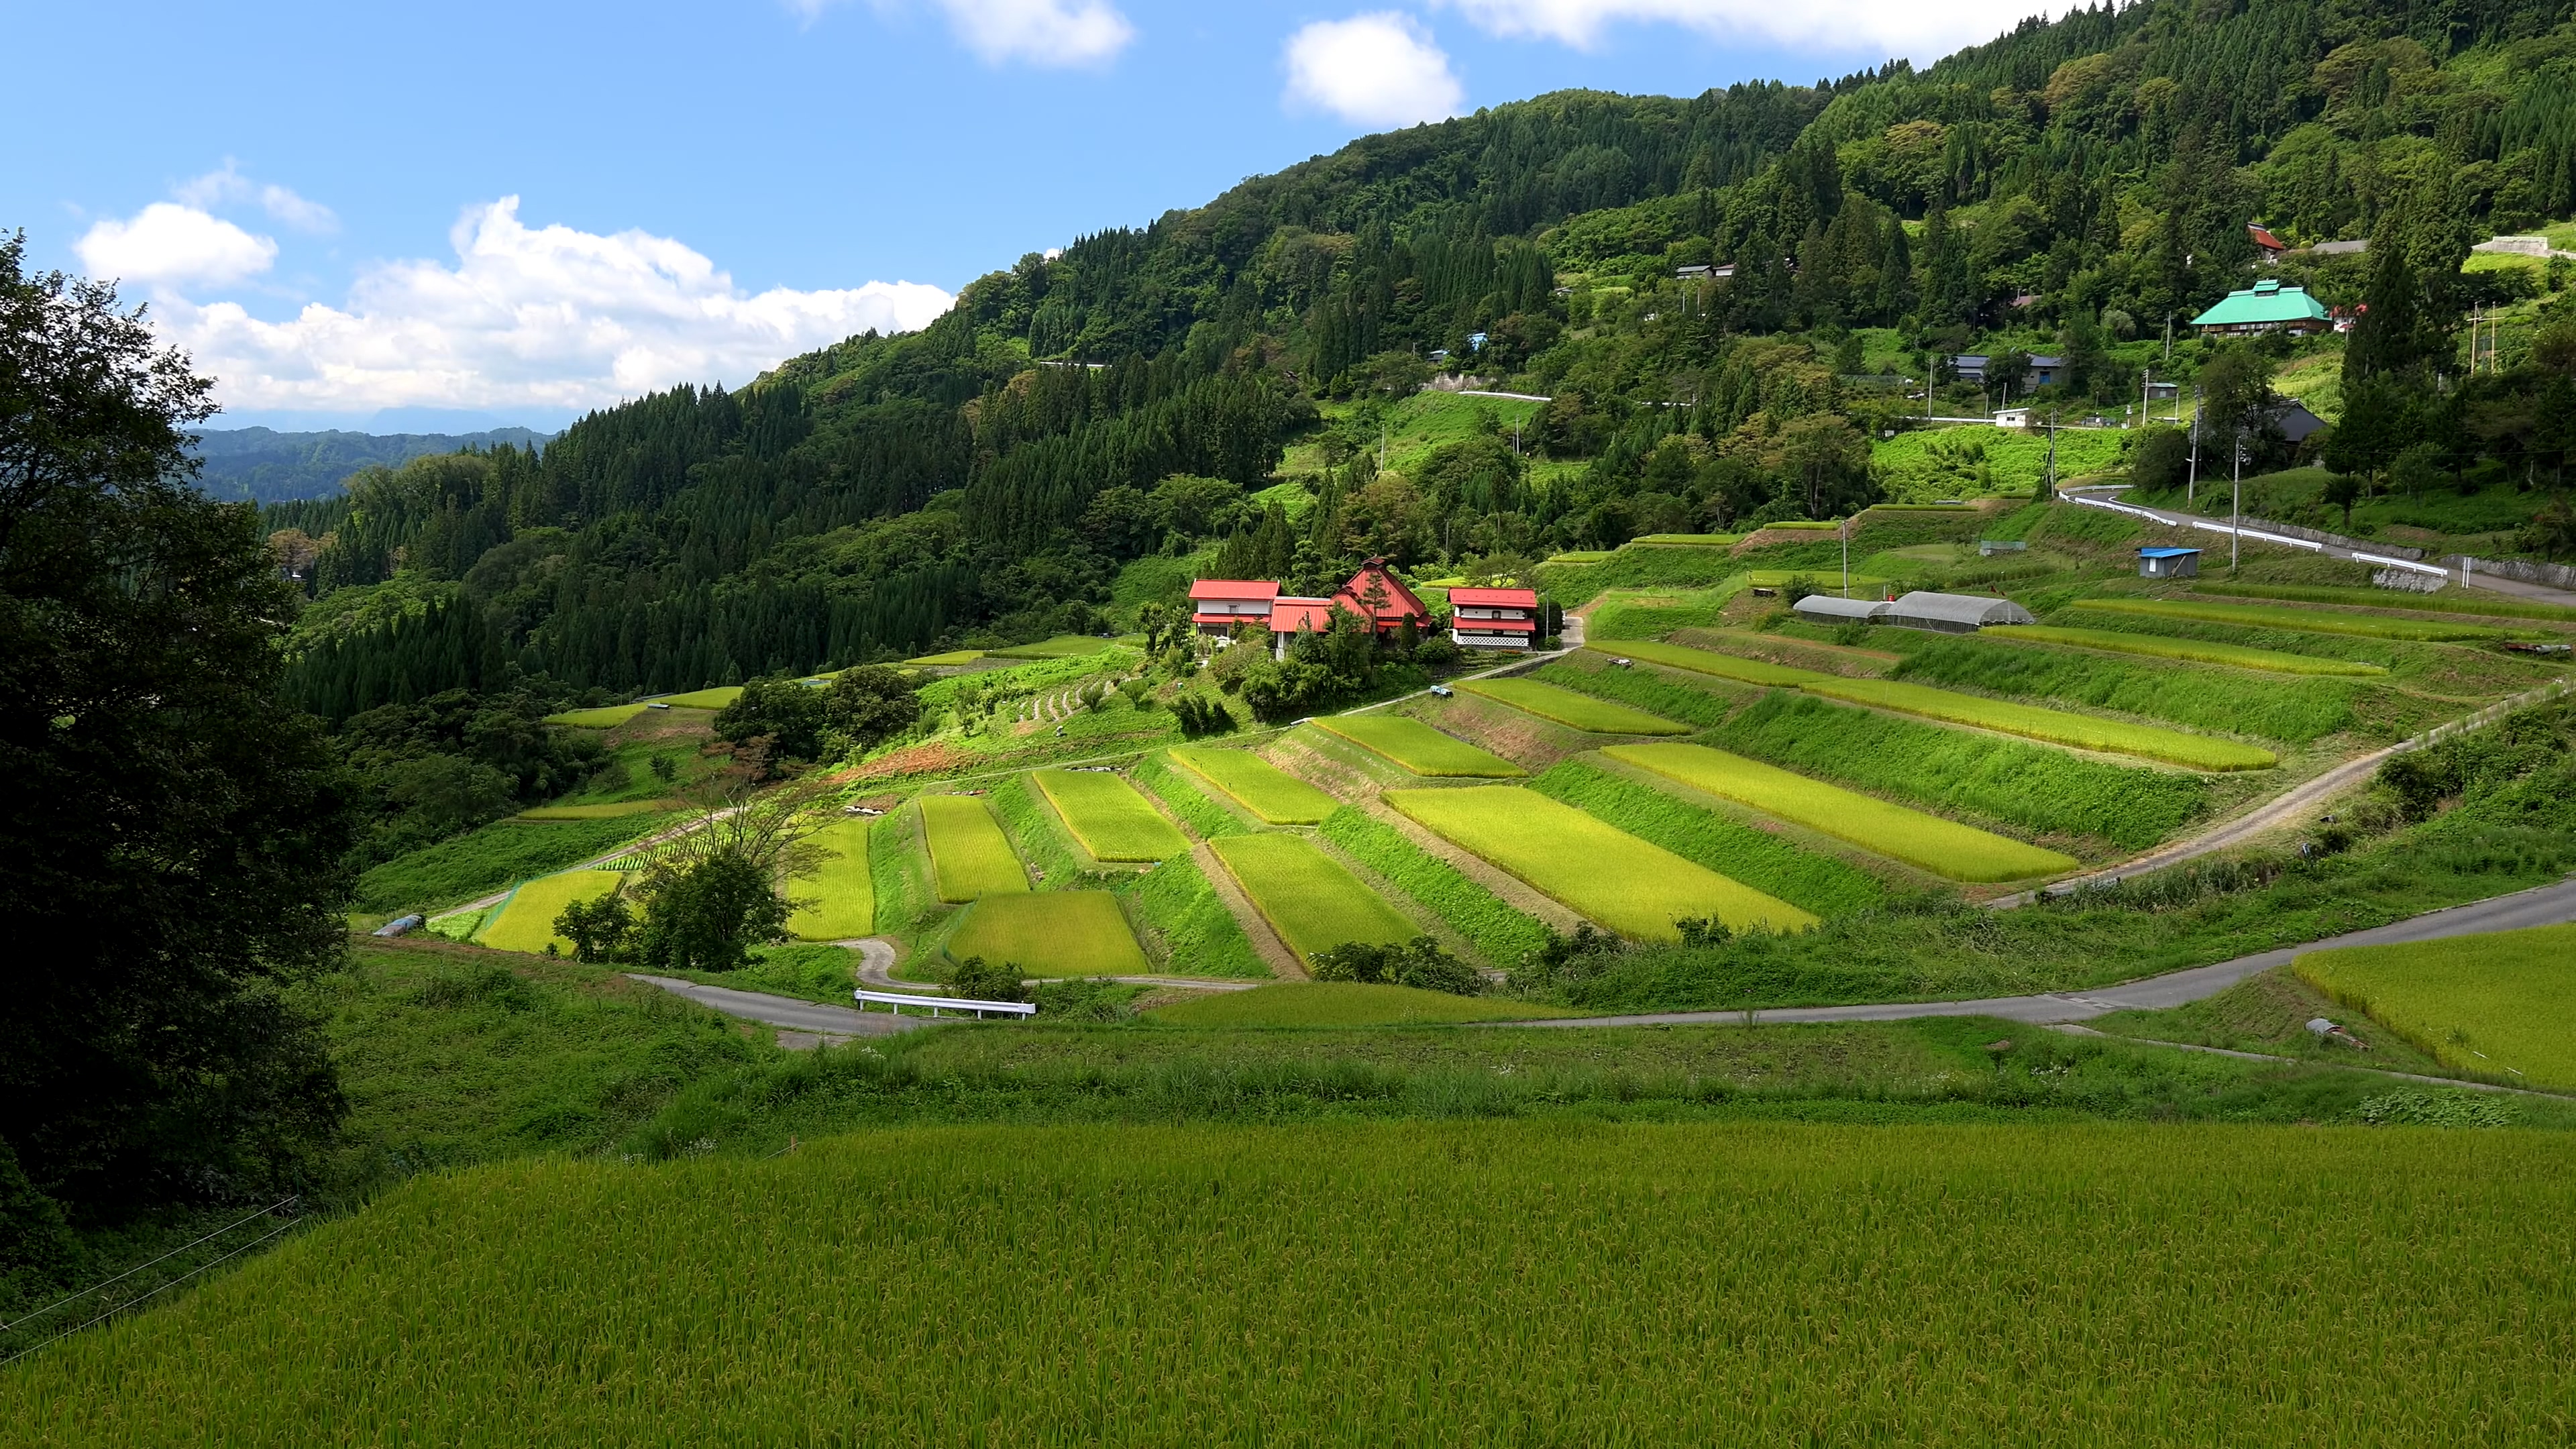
[192, 427, 557, 504]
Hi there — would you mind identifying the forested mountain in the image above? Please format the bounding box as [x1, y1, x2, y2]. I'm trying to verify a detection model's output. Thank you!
[273, 0, 2576, 716]
[194, 426, 553, 504]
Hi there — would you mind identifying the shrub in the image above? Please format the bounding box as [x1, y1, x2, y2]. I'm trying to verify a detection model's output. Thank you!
[1307, 936, 1481, 995]
[945, 956, 1030, 1003]
[1171, 692, 1237, 737]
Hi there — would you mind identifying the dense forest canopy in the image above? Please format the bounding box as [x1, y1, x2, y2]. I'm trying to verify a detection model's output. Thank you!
[271, 0, 2576, 717]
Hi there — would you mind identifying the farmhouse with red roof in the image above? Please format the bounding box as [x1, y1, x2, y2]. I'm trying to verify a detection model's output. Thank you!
[1330, 559, 1432, 638]
[1446, 585, 1540, 650]
[1187, 578, 1278, 636]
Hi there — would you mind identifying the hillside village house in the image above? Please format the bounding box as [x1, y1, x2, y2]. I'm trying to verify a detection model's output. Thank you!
[2192, 280, 2332, 336]
[1193, 559, 1443, 659]
[1447, 586, 1541, 649]
[1187, 578, 1277, 636]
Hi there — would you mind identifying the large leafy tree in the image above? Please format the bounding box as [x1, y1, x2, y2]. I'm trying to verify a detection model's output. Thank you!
[0, 236, 354, 1232]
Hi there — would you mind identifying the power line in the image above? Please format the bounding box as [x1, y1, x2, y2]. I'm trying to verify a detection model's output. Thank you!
[0, 1208, 304, 1371]
[0, 1196, 296, 1334]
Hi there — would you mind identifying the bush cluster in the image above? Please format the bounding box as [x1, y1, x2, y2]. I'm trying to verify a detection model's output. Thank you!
[1307, 936, 1480, 994]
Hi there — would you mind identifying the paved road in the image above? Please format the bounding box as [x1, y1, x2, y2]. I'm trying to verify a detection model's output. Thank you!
[628, 973, 924, 1042]
[1508, 875, 2576, 1029]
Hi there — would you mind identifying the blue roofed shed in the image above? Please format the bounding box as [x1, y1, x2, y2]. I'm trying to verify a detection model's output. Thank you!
[2138, 547, 2202, 579]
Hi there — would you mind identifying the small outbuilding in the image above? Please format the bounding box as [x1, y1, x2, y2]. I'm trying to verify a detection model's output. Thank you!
[1882, 590, 2036, 633]
[1792, 594, 1890, 625]
[2137, 546, 2202, 580]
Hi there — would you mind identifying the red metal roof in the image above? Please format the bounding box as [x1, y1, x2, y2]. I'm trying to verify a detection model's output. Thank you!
[1268, 598, 1342, 633]
[1447, 586, 1538, 608]
[1334, 559, 1430, 626]
[2247, 223, 2286, 253]
[1189, 578, 1279, 602]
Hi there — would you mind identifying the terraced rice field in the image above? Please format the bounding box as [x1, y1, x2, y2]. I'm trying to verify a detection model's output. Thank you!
[543, 704, 647, 728]
[15, 1124, 2576, 1446]
[1169, 747, 1339, 824]
[649, 687, 745, 709]
[2076, 597, 2511, 643]
[1799, 676, 2278, 771]
[474, 870, 625, 955]
[1031, 769, 1189, 861]
[1602, 640, 1827, 687]
[1311, 716, 1525, 777]
[1385, 787, 1817, 938]
[517, 802, 667, 820]
[1603, 743, 2078, 883]
[1984, 624, 2387, 676]
[918, 796, 1029, 902]
[945, 892, 1150, 977]
[1456, 678, 1688, 734]
[2196, 580, 2576, 623]
[1148, 983, 1566, 1027]
[787, 818, 873, 941]
[1208, 833, 1421, 964]
[2296, 923, 2576, 1089]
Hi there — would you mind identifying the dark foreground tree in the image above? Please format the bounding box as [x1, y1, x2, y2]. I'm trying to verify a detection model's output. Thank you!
[0, 235, 354, 1244]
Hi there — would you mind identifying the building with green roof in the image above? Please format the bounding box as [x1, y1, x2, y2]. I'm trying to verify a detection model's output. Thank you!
[2191, 280, 2332, 335]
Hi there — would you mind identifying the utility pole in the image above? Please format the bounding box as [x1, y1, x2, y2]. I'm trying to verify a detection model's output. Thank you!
[2045, 415, 2059, 498]
[2163, 314, 2173, 364]
[2186, 386, 2201, 505]
[2231, 439, 2245, 572]
[1841, 514, 1851, 598]
[2141, 370, 2151, 431]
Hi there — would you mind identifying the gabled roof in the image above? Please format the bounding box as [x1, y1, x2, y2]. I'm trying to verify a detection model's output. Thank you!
[1448, 586, 1538, 608]
[2248, 223, 2288, 252]
[2192, 280, 2330, 327]
[1268, 598, 1341, 633]
[1335, 559, 1430, 624]
[1190, 578, 1279, 602]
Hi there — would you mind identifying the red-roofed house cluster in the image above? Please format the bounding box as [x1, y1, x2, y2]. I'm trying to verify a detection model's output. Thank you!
[1189, 560, 1539, 657]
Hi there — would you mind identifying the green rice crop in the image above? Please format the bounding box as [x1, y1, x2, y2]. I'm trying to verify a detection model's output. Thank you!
[648, 686, 743, 709]
[474, 870, 625, 955]
[1892, 638, 2357, 743]
[917, 795, 1029, 902]
[543, 704, 647, 728]
[28, 1122, 2575, 1445]
[1148, 983, 1564, 1027]
[1132, 753, 1254, 840]
[1531, 660, 1733, 726]
[1627, 532, 1743, 545]
[1985, 623, 2390, 676]
[1583, 589, 1735, 639]
[1601, 640, 1830, 687]
[1030, 769, 1190, 861]
[945, 892, 1150, 977]
[1169, 746, 1339, 824]
[1604, 744, 2078, 883]
[1799, 676, 2279, 770]
[987, 635, 1117, 659]
[1456, 678, 1689, 734]
[2296, 924, 2576, 1089]
[867, 809, 932, 936]
[1309, 716, 1525, 777]
[786, 818, 873, 941]
[2076, 596, 2513, 642]
[515, 801, 667, 820]
[1706, 693, 2208, 849]
[1208, 833, 1421, 965]
[2198, 580, 2576, 624]
[1316, 808, 1551, 965]
[1529, 763, 1887, 913]
[904, 649, 987, 665]
[352, 814, 666, 914]
[1124, 854, 1269, 978]
[1386, 786, 1817, 938]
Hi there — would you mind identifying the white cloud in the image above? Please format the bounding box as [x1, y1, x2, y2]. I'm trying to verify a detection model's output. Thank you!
[789, 0, 1134, 67]
[174, 160, 339, 233]
[131, 198, 955, 417]
[1438, 0, 2061, 62]
[1283, 13, 1466, 129]
[74, 203, 279, 289]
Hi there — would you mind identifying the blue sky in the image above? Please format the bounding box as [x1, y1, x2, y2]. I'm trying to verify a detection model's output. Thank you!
[4, 0, 2055, 431]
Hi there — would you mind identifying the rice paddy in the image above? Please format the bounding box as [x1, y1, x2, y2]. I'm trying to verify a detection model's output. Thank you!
[1147, 983, 1566, 1027]
[1604, 743, 2078, 883]
[945, 892, 1150, 978]
[917, 796, 1029, 902]
[2296, 923, 2576, 1090]
[786, 818, 873, 941]
[1208, 833, 1421, 964]
[474, 870, 625, 955]
[1799, 676, 2279, 771]
[21, 1122, 2572, 1445]
[515, 802, 667, 820]
[1310, 716, 1525, 777]
[1984, 624, 2388, 676]
[1386, 786, 1818, 938]
[1168, 746, 1339, 824]
[543, 704, 647, 728]
[2076, 597, 2512, 643]
[1601, 640, 1829, 686]
[1030, 769, 1189, 861]
[1456, 678, 1688, 734]
[647, 687, 745, 710]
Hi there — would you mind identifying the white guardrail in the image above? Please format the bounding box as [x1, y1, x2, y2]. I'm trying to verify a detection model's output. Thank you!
[2353, 551, 2449, 578]
[854, 988, 1035, 1018]
[2063, 490, 2326, 553]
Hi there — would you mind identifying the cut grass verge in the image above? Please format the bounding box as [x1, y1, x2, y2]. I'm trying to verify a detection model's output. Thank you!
[1457, 678, 1688, 734]
[1310, 716, 1525, 777]
[1603, 743, 2078, 883]
[947, 892, 1150, 977]
[1984, 624, 2388, 676]
[2076, 597, 2513, 643]
[1148, 983, 1564, 1027]
[1169, 746, 1339, 824]
[1316, 808, 1552, 965]
[787, 818, 873, 941]
[1386, 786, 1817, 939]
[2296, 923, 2576, 1091]
[1600, 640, 1829, 687]
[1529, 763, 1888, 913]
[918, 796, 1029, 902]
[1798, 676, 2279, 771]
[1208, 833, 1421, 965]
[2196, 580, 2576, 624]
[475, 871, 625, 955]
[1030, 769, 1189, 862]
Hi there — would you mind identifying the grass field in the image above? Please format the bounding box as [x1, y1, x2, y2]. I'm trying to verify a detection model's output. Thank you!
[1030, 769, 1189, 861]
[1168, 746, 1339, 824]
[945, 892, 1150, 977]
[987, 635, 1116, 659]
[1208, 833, 1421, 964]
[474, 871, 625, 955]
[543, 704, 647, 728]
[1601, 640, 1830, 687]
[1890, 638, 2361, 744]
[2076, 597, 2513, 643]
[1456, 678, 1688, 734]
[352, 815, 668, 915]
[1985, 623, 2390, 676]
[648, 687, 743, 709]
[22, 1122, 2573, 1444]
[516, 801, 668, 820]
[918, 796, 1029, 902]
[2196, 580, 2576, 624]
[1605, 743, 2078, 883]
[1124, 854, 1269, 979]
[1386, 786, 1817, 938]
[2296, 924, 2576, 1090]
[1148, 983, 1565, 1027]
[1799, 676, 2279, 771]
[1310, 716, 1525, 777]
[786, 818, 873, 941]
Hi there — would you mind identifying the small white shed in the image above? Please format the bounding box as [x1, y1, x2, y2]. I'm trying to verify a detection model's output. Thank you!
[1883, 590, 2037, 633]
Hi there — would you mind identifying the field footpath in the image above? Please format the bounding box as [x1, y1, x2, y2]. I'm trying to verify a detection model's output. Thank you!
[1507, 875, 2576, 1030]
[2043, 1024, 2575, 1099]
